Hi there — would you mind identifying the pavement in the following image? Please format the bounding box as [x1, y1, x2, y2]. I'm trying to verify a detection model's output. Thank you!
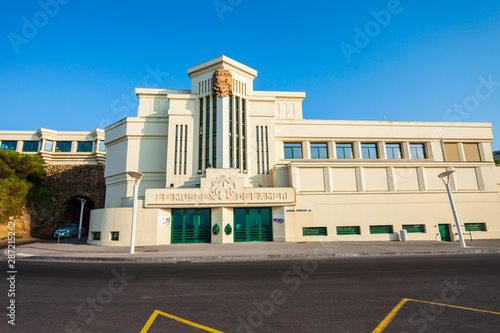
[2, 237, 500, 262]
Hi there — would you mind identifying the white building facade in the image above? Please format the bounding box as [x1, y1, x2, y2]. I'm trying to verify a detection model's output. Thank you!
[88, 56, 500, 246]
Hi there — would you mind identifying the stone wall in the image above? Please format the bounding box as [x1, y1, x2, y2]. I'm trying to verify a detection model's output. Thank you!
[1, 165, 106, 238]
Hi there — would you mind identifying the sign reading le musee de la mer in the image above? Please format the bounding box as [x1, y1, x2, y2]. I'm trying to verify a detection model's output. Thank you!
[145, 169, 295, 207]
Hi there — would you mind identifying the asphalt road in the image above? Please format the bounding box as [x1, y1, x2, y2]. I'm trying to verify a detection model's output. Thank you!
[1, 254, 500, 333]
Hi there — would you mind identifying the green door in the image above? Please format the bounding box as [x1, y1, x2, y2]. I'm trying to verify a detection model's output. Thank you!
[438, 224, 451, 242]
[234, 208, 272, 242]
[172, 209, 211, 244]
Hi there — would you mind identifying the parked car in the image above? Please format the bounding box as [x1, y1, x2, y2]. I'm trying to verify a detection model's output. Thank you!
[54, 224, 85, 238]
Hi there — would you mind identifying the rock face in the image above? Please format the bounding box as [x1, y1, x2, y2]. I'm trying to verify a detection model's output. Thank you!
[0, 165, 106, 239]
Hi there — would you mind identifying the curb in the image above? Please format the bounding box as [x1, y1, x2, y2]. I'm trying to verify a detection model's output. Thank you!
[7, 248, 500, 262]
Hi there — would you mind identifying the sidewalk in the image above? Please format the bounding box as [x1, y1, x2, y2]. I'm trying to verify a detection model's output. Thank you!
[3, 238, 500, 262]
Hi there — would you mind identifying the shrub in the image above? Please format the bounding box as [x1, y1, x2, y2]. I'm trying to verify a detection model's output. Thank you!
[0, 151, 47, 221]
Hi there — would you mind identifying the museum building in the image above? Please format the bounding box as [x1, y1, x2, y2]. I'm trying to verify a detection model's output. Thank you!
[82, 56, 499, 245]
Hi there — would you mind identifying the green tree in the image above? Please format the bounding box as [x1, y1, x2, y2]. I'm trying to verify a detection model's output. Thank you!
[0, 150, 47, 221]
[495, 157, 500, 165]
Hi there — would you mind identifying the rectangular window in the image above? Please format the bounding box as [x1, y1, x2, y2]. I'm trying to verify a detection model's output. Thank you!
[242, 99, 246, 171]
[77, 141, 93, 152]
[44, 140, 53, 152]
[463, 143, 481, 161]
[303, 227, 327, 236]
[361, 143, 378, 159]
[464, 223, 486, 232]
[213, 95, 217, 168]
[235, 97, 240, 168]
[386, 143, 402, 159]
[411, 143, 427, 159]
[98, 141, 106, 152]
[265, 126, 269, 173]
[199, 98, 203, 172]
[284, 143, 302, 159]
[229, 95, 233, 167]
[443, 143, 459, 161]
[110, 231, 119, 241]
[184, 125, 188, 174]
[336, 143, 353, 159]
[336, 226, 361, 235]
[174, 125, 179, 175]
[1, 141, 17, 151]
[55, 141, 72, 152]
[206, 96, 210, 168]
[22, 141, 39, 152]
[370, 225, 394, 234]
[402, 224, 425, 233]
[91, 232, 101, 240]
[311, 143, 328, 159]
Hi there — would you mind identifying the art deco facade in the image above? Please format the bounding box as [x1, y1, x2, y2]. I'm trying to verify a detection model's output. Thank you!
[35, 56, 500, 246]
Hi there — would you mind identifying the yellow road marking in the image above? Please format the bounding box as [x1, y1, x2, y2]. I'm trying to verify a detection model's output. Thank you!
[140, 310, 224, 333]
[372, 298, 500, 333]
[409, 299, 500, 316]
[372, 298, 409, 333]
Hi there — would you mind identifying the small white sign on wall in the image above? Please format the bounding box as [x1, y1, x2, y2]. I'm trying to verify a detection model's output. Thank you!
[273, 214, 284, 224]
[158, 216, 170, 226]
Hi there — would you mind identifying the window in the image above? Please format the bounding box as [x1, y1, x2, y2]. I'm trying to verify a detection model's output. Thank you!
[336, 226, 361, 235]
[410, 143, 427, 159]
[98, 141, 106, 152]
[77, 141, 93, 152]
[311, 143, 328, 159]
[55, 141, 72, 152]
[361, 143, 378, 159]
[402, 224, 425, 233]
[336, 143, 353, 159]
[284, 143, 302, 159]
[464, 223, 486, 232]
[386, 143, 401, 159]
[256, 126, 269, 174]
[370, 225, 393, 234]
[463, 143, 481, 161]
[303, 227, 327, 236]
[443, 143, 459, 161]
[110, 231, 119, 241]
[91, 232, 101, 240]
[44, 140, 53, 152]
[22, 141, 39, 152]
[1, 141, 17, 151]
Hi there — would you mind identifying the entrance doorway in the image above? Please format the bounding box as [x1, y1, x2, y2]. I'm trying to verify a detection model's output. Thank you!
[438, 224, 451, 242]
[60, 196, 95, 233]
[234, 207, 272, 242]
[171, 209, 211, 244]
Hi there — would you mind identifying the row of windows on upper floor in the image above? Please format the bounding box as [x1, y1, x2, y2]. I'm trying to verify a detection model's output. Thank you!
[0, 140, 106, 153]
[283, 142, 484, 162]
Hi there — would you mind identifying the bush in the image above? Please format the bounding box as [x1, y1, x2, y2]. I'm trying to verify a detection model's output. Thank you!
[0, 151, 47, 221]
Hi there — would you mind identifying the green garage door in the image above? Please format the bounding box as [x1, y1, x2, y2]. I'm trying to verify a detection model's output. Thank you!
[172, 209, 211, 244]
[234, 208, 272, 242]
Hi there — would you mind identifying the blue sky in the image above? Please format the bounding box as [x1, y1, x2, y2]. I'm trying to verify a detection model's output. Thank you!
[2, 0, 500, 149]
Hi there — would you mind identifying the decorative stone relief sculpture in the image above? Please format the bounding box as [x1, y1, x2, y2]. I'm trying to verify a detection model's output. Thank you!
[209, 175, 236, 200]
[212, 66, 233, 98]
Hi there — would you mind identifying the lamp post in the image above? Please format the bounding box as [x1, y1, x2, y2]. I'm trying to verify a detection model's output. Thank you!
[127, 171, 144, 254]
[77, 198, 86, 239]
[438, 170, 466, 248]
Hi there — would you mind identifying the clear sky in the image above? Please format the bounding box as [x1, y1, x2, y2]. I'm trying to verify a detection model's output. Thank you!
[2, 0, 500, 149]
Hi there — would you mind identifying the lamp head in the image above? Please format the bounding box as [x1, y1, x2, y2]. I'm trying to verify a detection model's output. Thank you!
[438, 170, 455, 179]
[127, 171, 144, 180]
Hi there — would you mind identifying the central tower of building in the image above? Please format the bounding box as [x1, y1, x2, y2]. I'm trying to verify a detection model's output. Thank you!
[187, 56, 257, 174]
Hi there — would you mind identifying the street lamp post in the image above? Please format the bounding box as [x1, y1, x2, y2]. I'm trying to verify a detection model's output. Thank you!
[438, 170, 466, 248]
[77, 198, 86, 239]
[127, 171, 144, 254]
